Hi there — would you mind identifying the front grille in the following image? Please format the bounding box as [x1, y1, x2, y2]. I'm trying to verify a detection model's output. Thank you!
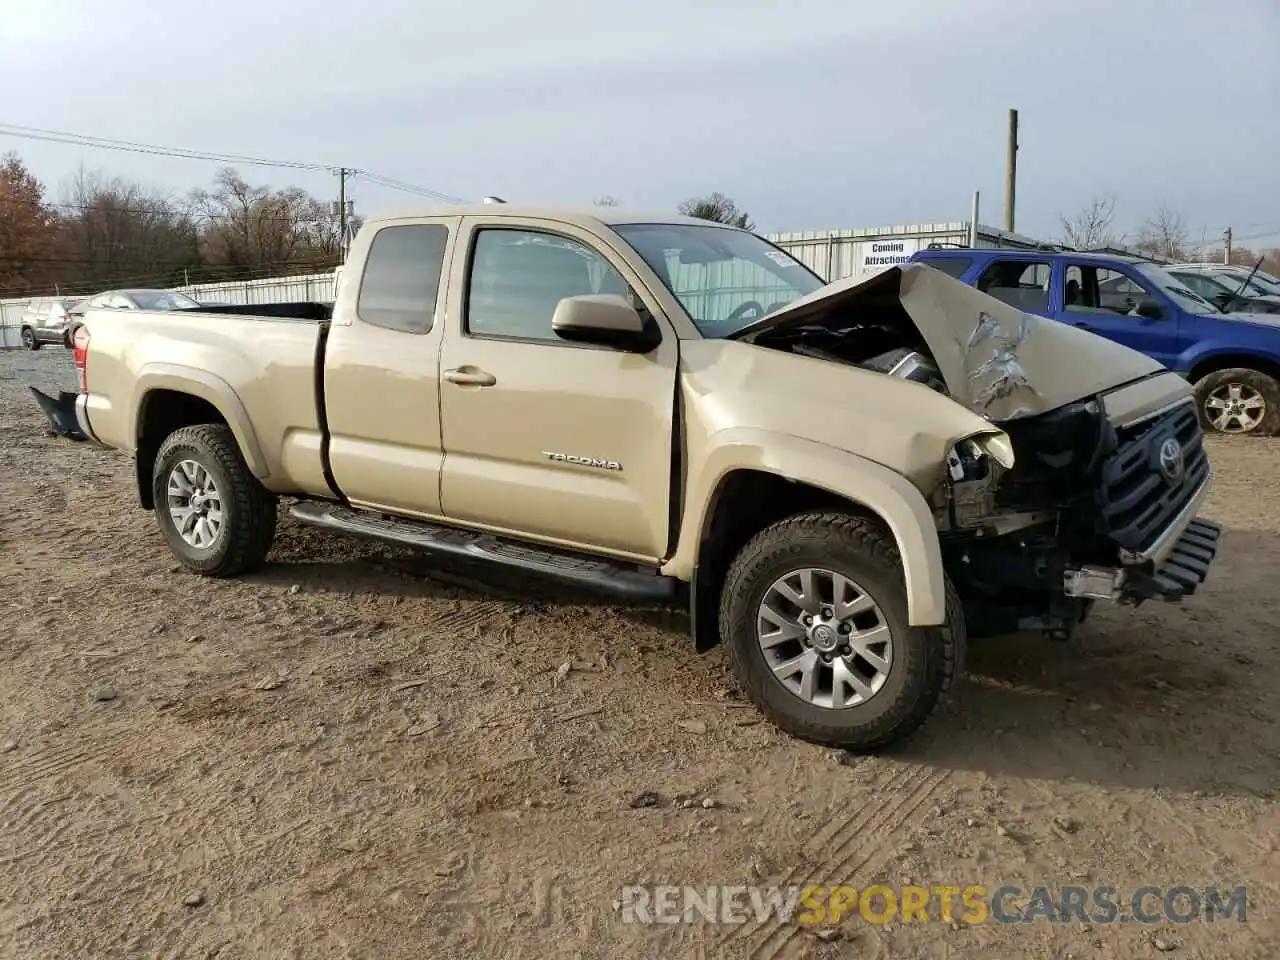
[1097, 400, 1208, 552]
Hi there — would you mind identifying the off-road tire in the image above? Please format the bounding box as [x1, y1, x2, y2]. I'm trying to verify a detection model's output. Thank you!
[1193, 368, 1280, 436]
[152, 424, 277, 577]
[21, 327, 40, 351]
[720, 511, 965, 752]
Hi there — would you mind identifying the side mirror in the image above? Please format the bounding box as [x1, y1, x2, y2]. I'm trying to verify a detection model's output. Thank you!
[1135, 298, 1164, 320]
[551, 294, 659, 353]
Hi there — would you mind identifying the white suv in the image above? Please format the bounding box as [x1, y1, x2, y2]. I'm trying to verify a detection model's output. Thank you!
[19, 298, 80, 350]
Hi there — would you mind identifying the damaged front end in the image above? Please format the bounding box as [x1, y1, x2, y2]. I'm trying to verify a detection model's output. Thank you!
[733, 263, 1222, 639]
[930, 393, 1220, 639]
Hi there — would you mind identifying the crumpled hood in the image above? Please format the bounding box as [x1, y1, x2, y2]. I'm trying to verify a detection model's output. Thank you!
[731, 262, 1165, 422]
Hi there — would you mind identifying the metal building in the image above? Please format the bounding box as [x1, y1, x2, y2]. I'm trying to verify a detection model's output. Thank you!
[766, 221, 1044, 283]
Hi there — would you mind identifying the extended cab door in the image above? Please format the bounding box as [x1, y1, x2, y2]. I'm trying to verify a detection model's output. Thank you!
[436, 216, 678, 562]
[321, 217, 460, 517]
[1059, 261, 1183, 368]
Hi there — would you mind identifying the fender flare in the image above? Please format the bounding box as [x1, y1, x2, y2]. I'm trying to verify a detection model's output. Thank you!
[133, 363, 269, 478]
[1179, 343, 1280, 380]
[665, 429, 948, 626]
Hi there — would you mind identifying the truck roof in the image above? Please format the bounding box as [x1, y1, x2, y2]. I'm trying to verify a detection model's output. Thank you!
[362, 203, 736, 230]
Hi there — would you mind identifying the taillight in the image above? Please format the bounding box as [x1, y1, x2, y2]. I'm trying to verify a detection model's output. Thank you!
[73, 326, 91, 393]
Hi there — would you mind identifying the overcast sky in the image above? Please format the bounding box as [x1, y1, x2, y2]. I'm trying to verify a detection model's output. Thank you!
[4, 0, 1278, 245]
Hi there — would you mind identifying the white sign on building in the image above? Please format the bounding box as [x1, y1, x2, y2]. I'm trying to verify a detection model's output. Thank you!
[859, 238, 923, 272]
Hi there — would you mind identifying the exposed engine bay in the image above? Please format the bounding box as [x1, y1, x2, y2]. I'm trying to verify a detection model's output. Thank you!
[756, 321, 949, 395]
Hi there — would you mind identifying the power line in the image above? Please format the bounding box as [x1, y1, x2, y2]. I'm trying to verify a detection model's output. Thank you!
[350, 169, 468, 204]
[0, 122, 332, 171]
[0, 121, 471, 205]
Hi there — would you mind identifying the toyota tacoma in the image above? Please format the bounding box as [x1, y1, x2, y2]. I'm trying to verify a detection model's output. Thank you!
[70, 203, 1222, 750]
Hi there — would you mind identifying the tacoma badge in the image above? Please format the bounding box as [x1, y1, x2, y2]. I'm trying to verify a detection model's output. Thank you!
[542, 451, 623, 471]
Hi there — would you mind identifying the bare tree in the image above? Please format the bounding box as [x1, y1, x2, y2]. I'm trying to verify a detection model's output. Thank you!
[1058, 195, 1118, 250]
[593, 195, 621, 207]
[57, 165, 200, 292]
[191, 168, 339, 274]
[1133, 204, 1191, 262]
[677, 192, 754, 231]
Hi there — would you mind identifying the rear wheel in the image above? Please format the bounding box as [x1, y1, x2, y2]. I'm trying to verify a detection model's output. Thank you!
[21, 327, 39, 351]
[152, 424, 277, 577]
[720, 511, 964, 752]
[1194, 368, 1280, 436]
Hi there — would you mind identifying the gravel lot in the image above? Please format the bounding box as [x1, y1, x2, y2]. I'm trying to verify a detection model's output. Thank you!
[2, 347, 1278, 959]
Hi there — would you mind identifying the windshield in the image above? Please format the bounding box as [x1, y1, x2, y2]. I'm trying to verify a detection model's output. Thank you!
[613, 223, 825, 337]
[130, 291, 200, 310]
[1240, 274, 1280, 297]
[1130, 263, 1221, 315]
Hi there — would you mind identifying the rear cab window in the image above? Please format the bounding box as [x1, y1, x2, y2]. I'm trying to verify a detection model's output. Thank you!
[356, 223, 451, 333]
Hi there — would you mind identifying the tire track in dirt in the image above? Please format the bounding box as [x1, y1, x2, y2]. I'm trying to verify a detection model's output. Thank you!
[0, 741, 96, 797]
[712, 758, 949, 956]
[417, 598, 522, 637]
[751, 766, 954, 960]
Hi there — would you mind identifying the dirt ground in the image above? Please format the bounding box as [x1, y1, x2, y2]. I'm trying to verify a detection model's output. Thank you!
[1, 347, 1277, 960]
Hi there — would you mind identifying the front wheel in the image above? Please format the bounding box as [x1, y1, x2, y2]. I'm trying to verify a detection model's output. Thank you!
[1194, 368, 1280, 436]
[719, 511, 964, 752]
[21, 327, 39, 351]
[152, 424, 278, 577]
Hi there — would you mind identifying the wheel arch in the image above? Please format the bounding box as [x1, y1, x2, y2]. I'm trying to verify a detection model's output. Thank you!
[133, 367, 268, 510]
[668, 431, 948, 650]
[1187, 351, 1280, 384]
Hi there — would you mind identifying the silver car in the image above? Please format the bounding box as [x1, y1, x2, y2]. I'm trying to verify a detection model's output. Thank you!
[19, 298, 81, 350]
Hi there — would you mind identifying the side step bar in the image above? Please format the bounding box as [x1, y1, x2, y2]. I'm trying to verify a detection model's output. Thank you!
[290, 501, 678, 602]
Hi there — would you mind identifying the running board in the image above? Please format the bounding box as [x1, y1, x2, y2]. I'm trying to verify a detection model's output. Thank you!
[290, 502, 677, 602]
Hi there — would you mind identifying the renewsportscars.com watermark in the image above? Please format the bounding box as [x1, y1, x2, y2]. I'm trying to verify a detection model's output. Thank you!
[618, 884, 1248, 926]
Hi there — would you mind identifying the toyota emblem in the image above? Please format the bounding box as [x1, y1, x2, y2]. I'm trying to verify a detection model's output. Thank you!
[1157, 437, 1185, 483]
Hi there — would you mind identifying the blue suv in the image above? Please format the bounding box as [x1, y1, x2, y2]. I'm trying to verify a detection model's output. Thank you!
[910, 248, 1280, 436]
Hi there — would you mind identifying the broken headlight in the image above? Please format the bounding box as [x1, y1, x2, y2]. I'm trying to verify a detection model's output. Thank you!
[946, 432, 1015, 482]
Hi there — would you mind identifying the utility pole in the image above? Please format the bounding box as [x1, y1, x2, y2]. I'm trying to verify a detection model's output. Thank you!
[969, 190, 980, 248]
[338, 167, 348, 263]
[1004, 108, 1018, 234]
[1223, 227, 1233, 264]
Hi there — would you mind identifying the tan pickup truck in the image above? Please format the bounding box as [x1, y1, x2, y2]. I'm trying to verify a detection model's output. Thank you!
[72, 203, 1222, 750]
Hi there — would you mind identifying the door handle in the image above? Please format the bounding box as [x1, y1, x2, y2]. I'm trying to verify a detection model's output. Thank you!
[444, 367, 497, 387]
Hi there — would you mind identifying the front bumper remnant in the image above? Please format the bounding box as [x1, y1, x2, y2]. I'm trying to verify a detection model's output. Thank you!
[1063, 519, 1222, 605]
[1122, 519, 1222, 602]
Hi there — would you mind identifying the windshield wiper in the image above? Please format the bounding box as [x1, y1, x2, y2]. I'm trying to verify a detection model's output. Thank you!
[1229, 257, 1266, 305]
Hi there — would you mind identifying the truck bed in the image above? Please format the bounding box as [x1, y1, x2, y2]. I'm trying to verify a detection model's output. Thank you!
[183, 302, 334, 322]
[78, 306, 334, 498]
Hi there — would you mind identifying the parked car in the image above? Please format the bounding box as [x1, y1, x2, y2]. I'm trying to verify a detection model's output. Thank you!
[1173, 263, 1280, 295]
[19, 298, 80, 350]
[63, 289, 203, 347]
[67, 288, 201, 322]
[910, 248, 1280, 436]
[1166, 269, 1280, 315]
[69, 204, 1220, 751]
